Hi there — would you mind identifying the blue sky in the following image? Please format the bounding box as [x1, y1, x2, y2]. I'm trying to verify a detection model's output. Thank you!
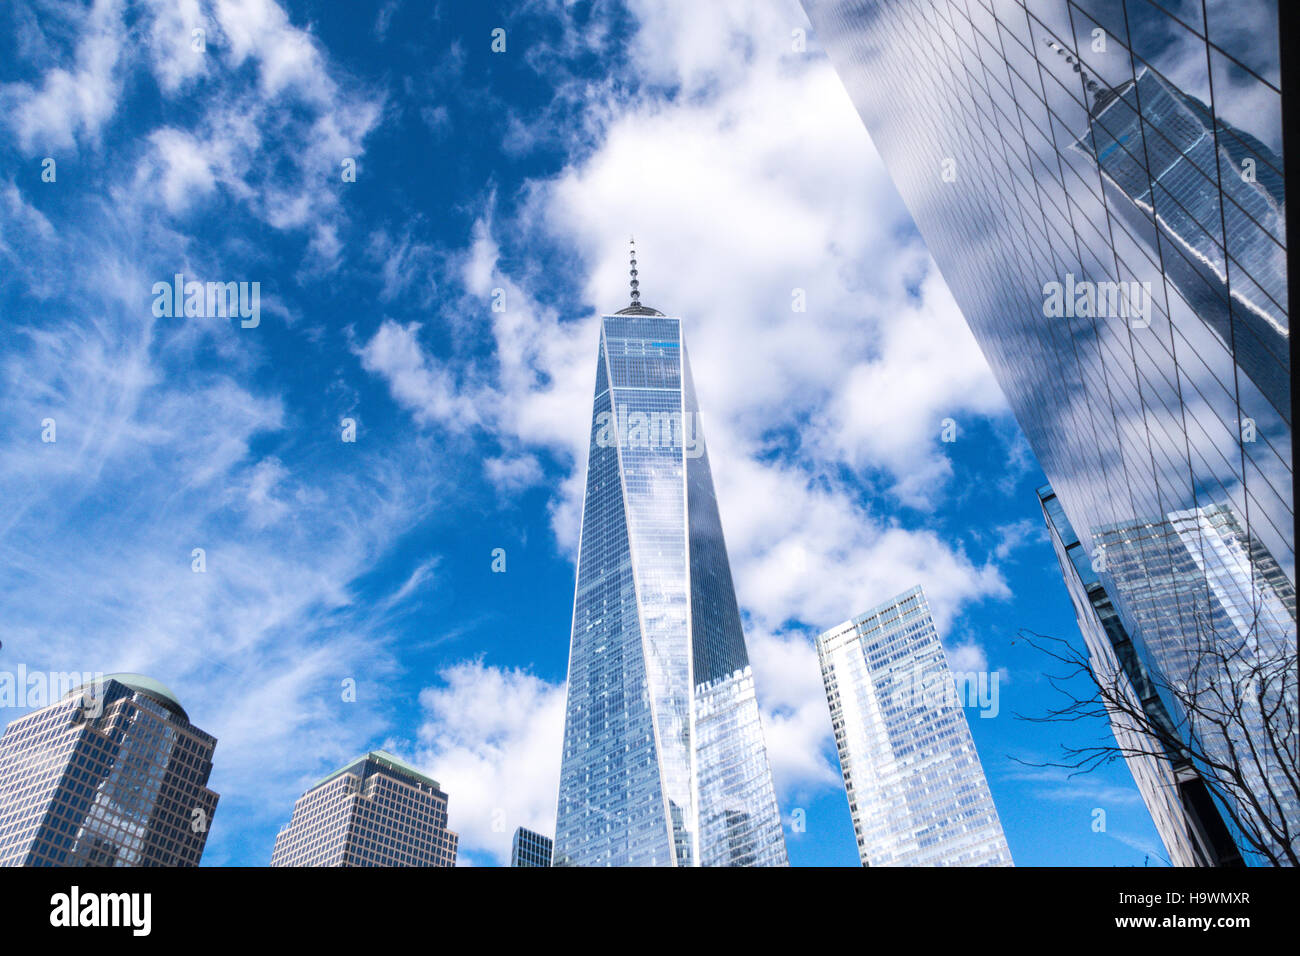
[0, 0, 1169, 866]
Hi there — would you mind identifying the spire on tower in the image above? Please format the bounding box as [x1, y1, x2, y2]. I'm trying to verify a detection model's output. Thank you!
[614, 236, 665, 316]
[1042, 37, 1108, 107]
[629, 237, 640, 307]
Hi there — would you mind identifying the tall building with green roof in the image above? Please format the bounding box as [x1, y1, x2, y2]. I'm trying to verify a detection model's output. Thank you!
[0, 673, 219, 866]
[270, 751, 458, 867]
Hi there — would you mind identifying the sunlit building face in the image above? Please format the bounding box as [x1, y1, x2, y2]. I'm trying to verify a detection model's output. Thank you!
[554, 301, 787, 867]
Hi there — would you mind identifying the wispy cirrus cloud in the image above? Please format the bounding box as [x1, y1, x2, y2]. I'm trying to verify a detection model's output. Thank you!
[0, 0, 426, 865]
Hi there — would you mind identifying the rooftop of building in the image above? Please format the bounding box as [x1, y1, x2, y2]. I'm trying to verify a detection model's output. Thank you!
[63, 672, 190, 721]
[307, 749, 442, 795]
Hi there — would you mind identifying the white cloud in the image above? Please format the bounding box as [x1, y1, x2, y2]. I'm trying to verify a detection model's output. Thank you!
[140, 0, 208, 93]
[212, 0, 331, 101]
[747, 627, 840, 796]
[148, 128, 218, 213]
[484, 454, 545, 496]
[991, 517, 1045, 561]
[2, 0, 126, 153]
[358, 320, 482, 431]
[413, 660, 566, 866]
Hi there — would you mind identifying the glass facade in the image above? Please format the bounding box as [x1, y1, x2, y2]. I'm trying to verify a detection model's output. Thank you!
[1038, 484, 1245, 866]
[0, 674, 219, 867]
[803, 0, 1294, 863]
[553, 309, 787, 867]
[270, 750, 458, 867]
[817, 586, 1013, 867]
[510, 826, 553, 867]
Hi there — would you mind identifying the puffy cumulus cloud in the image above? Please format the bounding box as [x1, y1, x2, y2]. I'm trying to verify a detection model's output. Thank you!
[817, 269, 1010, 508]
[746, 626, 840, 797]
[708, 438, 1010, 636]
[147, 128, 219, 214]
[622, 0, 806, 94]
[139, 0, 208, 94]
[484, 453, 545, 496]
[358, 320, 483, 431]
[414, 660, 566, 866]
[1, 0, 126, 153]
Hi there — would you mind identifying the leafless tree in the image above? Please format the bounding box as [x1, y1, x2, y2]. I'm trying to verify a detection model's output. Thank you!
[1013, 616, 1298, 867]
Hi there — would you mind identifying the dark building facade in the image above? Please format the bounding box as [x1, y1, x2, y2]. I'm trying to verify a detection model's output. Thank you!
[510, 826, 553, 867]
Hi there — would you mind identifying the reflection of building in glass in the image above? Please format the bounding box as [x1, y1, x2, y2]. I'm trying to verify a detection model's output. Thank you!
[1075, 67, 1288, 417]
[816, 587, 1012, 867]
[270, 751, 458, 867]
[1039, 486, 1244, 866]
[1096, 502, 1296, 690]
[511, 826, 553, 867]
[802, 0, 1294, 863]
[1088, 499, 1298, 862]
[0, 673, 219, 867]
[553, 270, 786, 867]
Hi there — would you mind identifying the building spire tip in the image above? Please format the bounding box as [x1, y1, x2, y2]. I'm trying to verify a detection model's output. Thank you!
[628, 237, 640, 306]
[613, 237, 664, 316]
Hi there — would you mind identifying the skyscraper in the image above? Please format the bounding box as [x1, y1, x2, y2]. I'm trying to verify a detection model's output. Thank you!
[802, 0, 1295, 863]
[1070, 62, 1288, 417]
[0, 673, 219, 867]
[1038, 484, 1245, 866]
[816, 586, 1013, 867]
[510, 826, 553, 867]
[553, 249, 788, 867]
[270, 750, 458, 867]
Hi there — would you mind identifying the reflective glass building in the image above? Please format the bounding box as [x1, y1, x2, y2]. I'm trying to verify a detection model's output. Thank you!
[1039, 485, 1245, 865]
[0, 673, 219, 867]
[553, 278, 787, 867]
[817, 587, 1013, 867]
[802, 0, 1294, 863]
[270, 750, 458, 867]
[510, 826, 553, 867]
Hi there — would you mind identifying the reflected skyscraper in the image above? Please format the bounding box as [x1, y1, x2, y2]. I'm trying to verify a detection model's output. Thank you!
[802, 0, 1295, 863]
[1039, 485, 1246, 866]
[0, 674, 219, 867]
[817, 587, 1013, 867]
[1070, 58, 1288, 417]
[553, 247, 787, 867]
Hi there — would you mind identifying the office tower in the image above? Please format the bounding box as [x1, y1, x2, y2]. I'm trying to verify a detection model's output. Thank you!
[1038, 485, 1245, 866]
[1073, 63, 1288, 416]
[553, 248, 788, 867]
[0, 673, 219, 867]
[270, 750, 458, 867]
[511, 826, 553, 867]
[802, 0, 1295, 863]
[1051, 488, 1296, 861]
[816, 586, 1013, 867]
